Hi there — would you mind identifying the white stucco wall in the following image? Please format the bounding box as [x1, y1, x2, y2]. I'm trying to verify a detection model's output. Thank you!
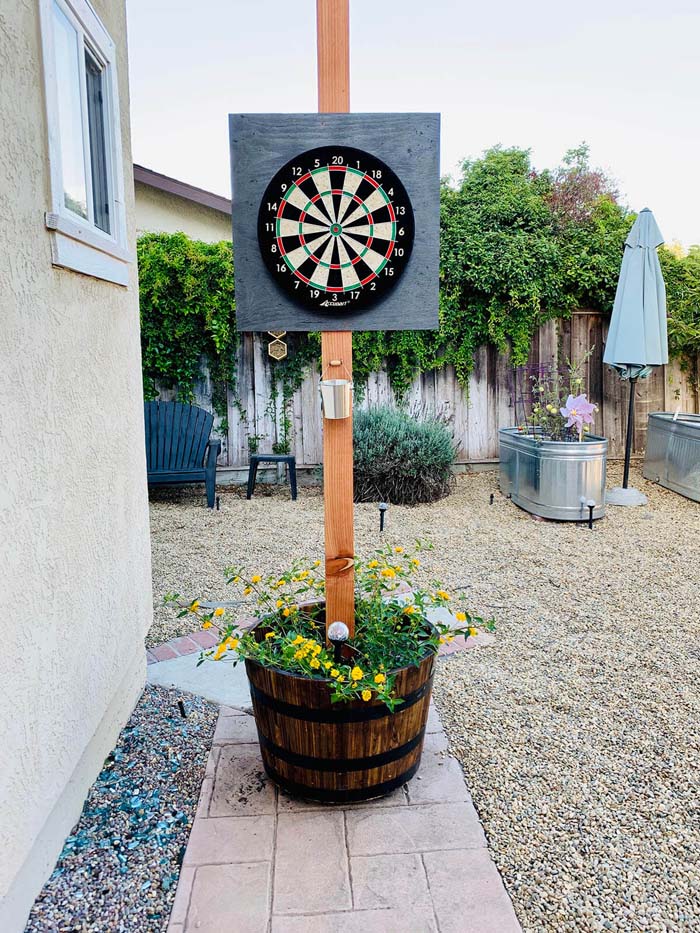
[0, 2, 152, 929]
[135, 181, 232, 243]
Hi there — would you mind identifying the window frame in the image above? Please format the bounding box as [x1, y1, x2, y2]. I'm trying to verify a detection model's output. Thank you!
[39, 0, 132, 285]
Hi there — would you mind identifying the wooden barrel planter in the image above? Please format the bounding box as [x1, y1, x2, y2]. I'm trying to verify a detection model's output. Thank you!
[245, 638, 435, 803]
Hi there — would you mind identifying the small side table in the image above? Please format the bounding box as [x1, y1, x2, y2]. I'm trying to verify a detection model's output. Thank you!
[246, 454, 297, 500]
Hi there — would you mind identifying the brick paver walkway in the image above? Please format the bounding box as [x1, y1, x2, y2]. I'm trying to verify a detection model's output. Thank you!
[166, 702, 521, 933]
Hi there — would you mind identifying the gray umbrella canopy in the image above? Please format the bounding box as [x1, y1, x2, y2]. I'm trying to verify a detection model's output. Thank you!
[603, 208, 668, 378]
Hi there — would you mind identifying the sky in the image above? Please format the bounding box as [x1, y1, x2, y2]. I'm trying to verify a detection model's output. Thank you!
[126, 0, 700, 247]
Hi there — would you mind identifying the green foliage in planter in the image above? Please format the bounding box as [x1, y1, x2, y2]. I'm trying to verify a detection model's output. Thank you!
[353, 407, 456, 505]
[138, 232, 237, 418]
[170, 545, 492, 710]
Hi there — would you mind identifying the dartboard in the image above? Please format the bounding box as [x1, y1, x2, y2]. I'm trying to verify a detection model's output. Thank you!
[257, 146, 414, 312]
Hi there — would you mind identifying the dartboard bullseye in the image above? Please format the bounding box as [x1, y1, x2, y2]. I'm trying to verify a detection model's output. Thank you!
[257, 146, 415, 312]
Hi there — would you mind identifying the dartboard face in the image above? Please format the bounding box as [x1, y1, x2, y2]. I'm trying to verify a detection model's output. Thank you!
[257, 146, 415, 312]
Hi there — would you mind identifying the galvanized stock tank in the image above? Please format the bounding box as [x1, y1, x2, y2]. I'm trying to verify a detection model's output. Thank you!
[499, 428, 608, 521]
[643, 412, 700, 503]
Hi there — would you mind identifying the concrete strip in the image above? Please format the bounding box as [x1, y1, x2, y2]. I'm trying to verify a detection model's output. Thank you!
[146, 651, 251, 709]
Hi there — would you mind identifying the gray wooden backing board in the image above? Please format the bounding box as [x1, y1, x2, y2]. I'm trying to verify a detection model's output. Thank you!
[229, 112, 440, 332]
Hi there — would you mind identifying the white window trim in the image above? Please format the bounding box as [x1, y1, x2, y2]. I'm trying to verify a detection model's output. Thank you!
[39, 0, 132, 285]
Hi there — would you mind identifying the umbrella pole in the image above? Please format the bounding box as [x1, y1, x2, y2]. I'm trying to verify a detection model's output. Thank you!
[622, 376, 638, 489]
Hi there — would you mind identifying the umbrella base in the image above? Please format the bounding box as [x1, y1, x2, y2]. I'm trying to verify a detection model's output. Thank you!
[606, 486, 648, 507]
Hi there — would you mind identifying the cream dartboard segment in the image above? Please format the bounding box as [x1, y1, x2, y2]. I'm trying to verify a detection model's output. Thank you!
[257, 146, 414, 312]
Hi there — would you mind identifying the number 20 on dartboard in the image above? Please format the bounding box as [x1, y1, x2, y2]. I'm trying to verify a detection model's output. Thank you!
[257, 146, 415, 312]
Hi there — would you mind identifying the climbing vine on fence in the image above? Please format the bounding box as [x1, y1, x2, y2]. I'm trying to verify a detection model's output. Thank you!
[660, 245, 700, 382]
[138, 232, 238, 421]
[138, 146, 698, 419]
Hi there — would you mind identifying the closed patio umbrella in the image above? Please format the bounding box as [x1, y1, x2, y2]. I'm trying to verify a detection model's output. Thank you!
[603, 208, 668, 506]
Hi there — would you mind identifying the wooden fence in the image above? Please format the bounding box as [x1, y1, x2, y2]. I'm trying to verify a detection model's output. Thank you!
[157, 311, 699, 470]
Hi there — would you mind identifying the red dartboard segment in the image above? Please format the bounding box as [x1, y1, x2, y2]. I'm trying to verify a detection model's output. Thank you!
[258, 145, 414, 309]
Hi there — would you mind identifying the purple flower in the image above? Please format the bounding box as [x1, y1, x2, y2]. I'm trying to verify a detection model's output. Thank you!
[560, 394, 597, 440]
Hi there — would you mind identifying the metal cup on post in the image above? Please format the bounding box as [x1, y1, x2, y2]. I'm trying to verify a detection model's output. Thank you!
[320, 360, 352, 420]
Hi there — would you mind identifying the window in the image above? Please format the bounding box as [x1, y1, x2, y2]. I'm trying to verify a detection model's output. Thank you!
[40, 0, 131, 284]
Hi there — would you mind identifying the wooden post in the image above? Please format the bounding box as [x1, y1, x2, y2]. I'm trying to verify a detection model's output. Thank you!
[317, 0, 355, 637]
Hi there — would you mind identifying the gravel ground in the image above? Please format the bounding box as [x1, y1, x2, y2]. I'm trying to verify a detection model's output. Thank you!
[149, 466, 700, 931]
[25, 685, 217, 933]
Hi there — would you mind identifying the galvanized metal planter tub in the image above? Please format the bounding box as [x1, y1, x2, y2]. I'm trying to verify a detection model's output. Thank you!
[499, 428, 608, 521]
[642, 412, 700, 503]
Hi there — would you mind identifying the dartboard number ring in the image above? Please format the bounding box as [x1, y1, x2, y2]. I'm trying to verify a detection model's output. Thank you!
[257, 146, 415, 312]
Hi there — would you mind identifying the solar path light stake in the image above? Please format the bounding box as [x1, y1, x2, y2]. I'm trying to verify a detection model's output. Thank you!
[587, 500, 596, 529]
[327, 621, 350, 663]
[378, 502, 389, 532]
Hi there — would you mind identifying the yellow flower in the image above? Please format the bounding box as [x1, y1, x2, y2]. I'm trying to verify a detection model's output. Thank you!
[323, 661, 332, 670]
[226, 637, 239, 650]
[294, 650, 303, 660]
[330, 668, 339, 678]
[265, 632, 275, 640]
[361, 689, 372, 701]
[350, 666, 363, 681]
[337, 675, 345, 683]
[251, 575, 262, 584]
[394, 565, 402, 572]
[312, 645, 321, 656]
[380, 568, 396, 578]
[202, 620, 213, 630]
[310, 658, 320, 669]
[292, 635, 304, 645]
[394, 546, 404, 553]
[277, 579, 285, 587]
[411, 558, 420, 567]
[367, 560, 379, 568]
[299, 570, 309, 579]
[189, 600, 200, 612]
[213, 607, 225, 617]
[243, 586, 252, 596]
[213, 644, 227, 660]
[233, 576, 240, 584]
[468, 626, 478, 637]
[403, 605, 416, 615]
[455, 611, 467, 623]
[283, 608, 291, 617]
[374, 673, 386, 685]
[435, 589, 450, 601]
[447, 635, 454, 643]
[276, 599, 283, 609]
[313, 560, 321, 567]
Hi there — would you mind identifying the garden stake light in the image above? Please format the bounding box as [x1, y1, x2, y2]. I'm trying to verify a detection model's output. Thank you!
[327, 621, 350, 663]
[587, 500, 596, 529]
[378, 502, 388, 532]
